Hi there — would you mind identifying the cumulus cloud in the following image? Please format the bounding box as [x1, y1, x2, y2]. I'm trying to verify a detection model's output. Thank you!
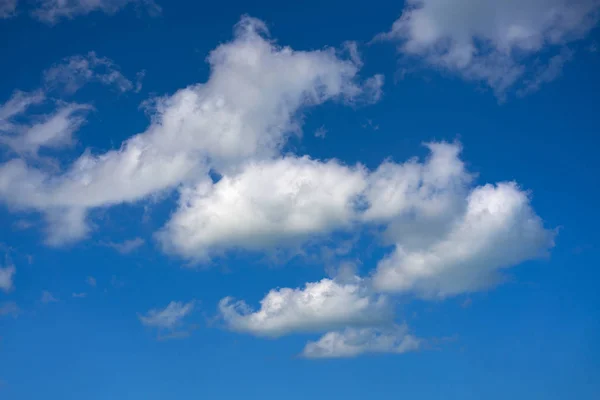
[32, 0, 161, 24]
[380, 0, 600, 96]
[372, 182, 555, 298]
[158, 156, 367, 259]
[302, 325, 421, 358]
[139, 300, 195, 330]
[44, 52, 135, 94]
[0, 264, 15, 292]
[219, 276, 391, 337]
[0, 16, 378, 245]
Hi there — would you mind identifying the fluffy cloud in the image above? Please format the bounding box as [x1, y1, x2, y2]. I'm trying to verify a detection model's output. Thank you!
[139, 300, 195, 329]
[0, 16, 378, 245]
[32, 0, 161, 24]
[43, 52, 135, 94]
[158, 156, 367, 259]
[302, 325, 421, 358]
[220, 276, 390, 337]
[372, 182, 555, 298]
[0, 264, 15, 292]
[380, 0, 600, 95]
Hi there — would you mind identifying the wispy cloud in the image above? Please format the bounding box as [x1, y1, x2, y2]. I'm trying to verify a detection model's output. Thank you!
[41, 290, 59, 303]
[102, 237, 145, 254]
[0, 301, 20, 318]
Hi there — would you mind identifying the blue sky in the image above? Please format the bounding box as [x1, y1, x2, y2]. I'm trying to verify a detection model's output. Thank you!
[0, 0, 599, 399]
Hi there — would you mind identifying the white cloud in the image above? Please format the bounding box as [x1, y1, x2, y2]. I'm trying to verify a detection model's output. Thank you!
[380, 0, 600, 96]
[72, 292, 87, 298]
[139, 300, 195, 329]
[0, 0, 17, 19]
[1, 103, 91, 156]
[302, 325, 421, 358]
[372, 182, 555, 298]
[32, 0, 161, 24]
[0, 91, 45, 130]
[219, 276, 391, 337]
[158, 156, 367, 260]
[103, 237, 145, 254]
[86, 276, 96, 287]
[0, 16, 377, 245]
[517, 48, 574, 96]
[0, 264, 15, 292]
[41, 290, 59, 303]
[43, 52, 134, 94]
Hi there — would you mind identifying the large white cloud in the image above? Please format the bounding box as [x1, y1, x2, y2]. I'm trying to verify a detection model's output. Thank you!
[158, 156, 367, 259]
[219, 276, 391, 337]
[302, 325, 421, 358]
[0, 16, 377, 245]
[372, 182, 556, 298]
[381, 0, 600, 95]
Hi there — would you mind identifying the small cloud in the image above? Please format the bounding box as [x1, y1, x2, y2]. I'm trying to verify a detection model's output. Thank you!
[0, 301, 20, 318]
[135, 70, 146, 93]
[86, 276, 96, 287]
[0, 0, 17, 19]
[72, 292, 87, 298]
[139, 301, 197, 340]
[314, 125, 327, 139]
[461, 298, 472, 308]
[43, 52, 134, 94]
[41, 290, 59, 303]
[0, 264, 15, 293]
[361, 119, 379, 131]
[102, 237, 145, 254]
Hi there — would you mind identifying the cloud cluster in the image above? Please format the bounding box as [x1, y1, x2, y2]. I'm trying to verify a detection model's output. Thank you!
[217, 142, 554, 356]
[0, 16, 380, 245]
[1, 15, 558, 359]
[380, 0, 600, 96]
